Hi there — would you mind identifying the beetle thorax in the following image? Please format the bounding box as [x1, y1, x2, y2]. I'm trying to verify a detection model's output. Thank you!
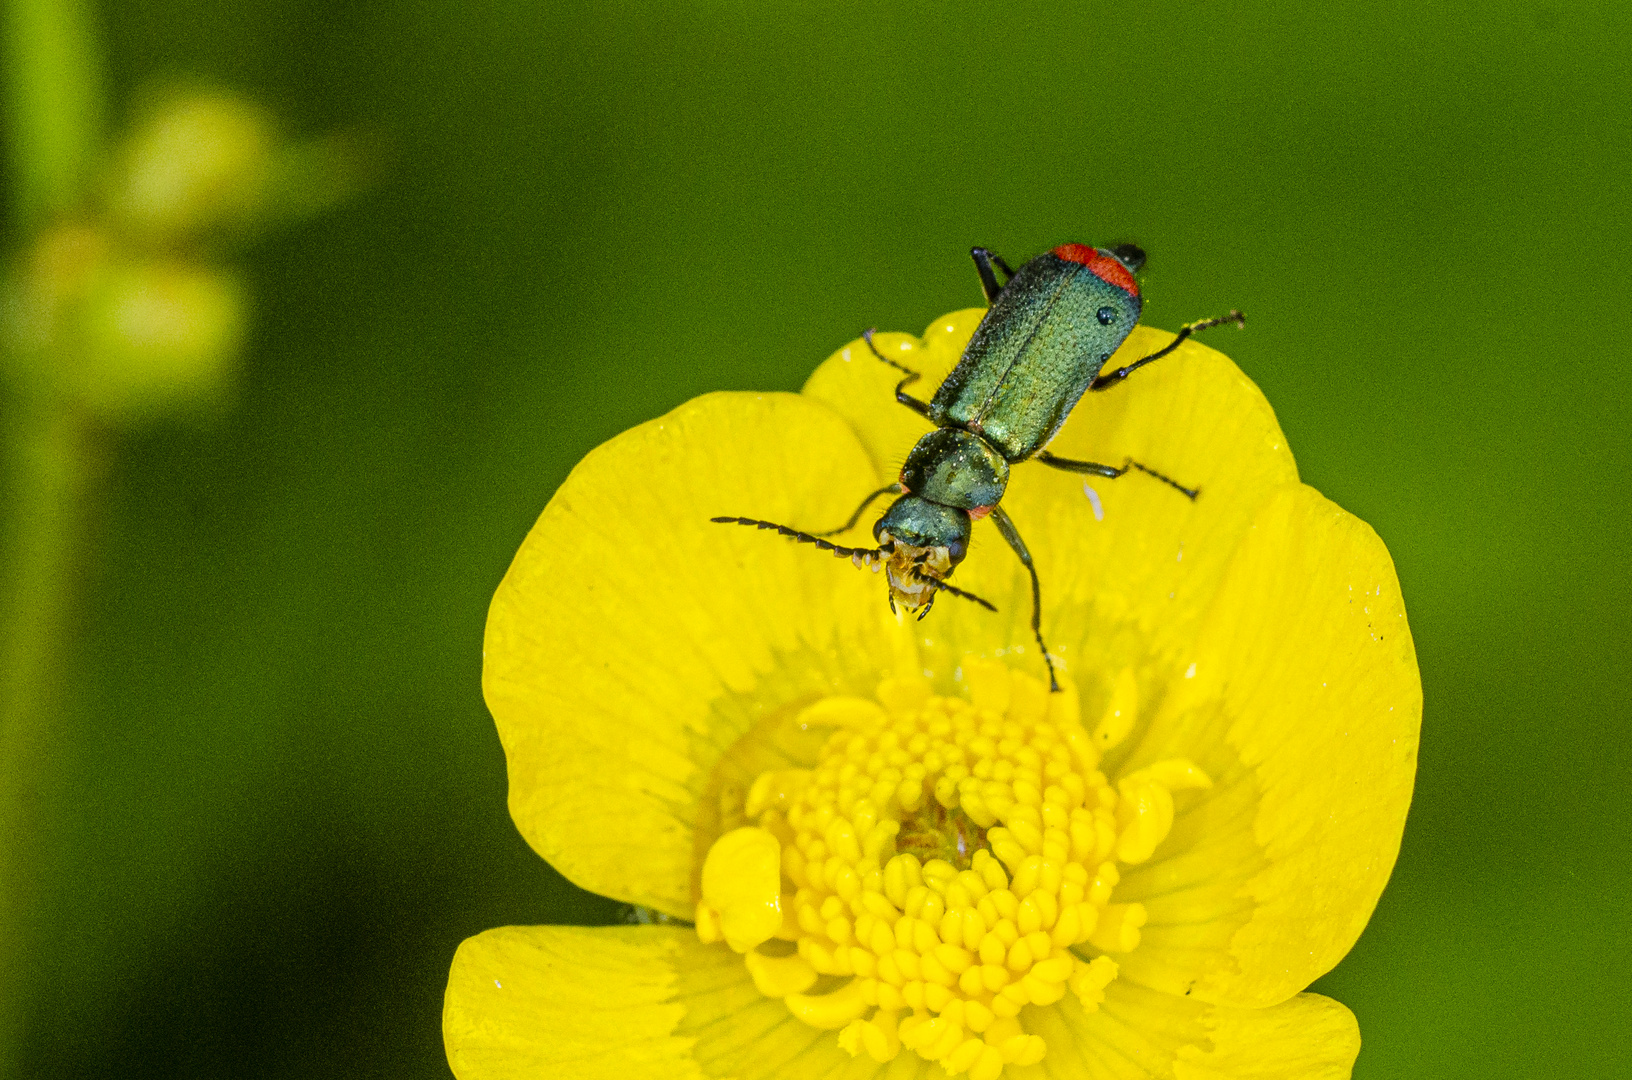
[900, 428, 1009, 513]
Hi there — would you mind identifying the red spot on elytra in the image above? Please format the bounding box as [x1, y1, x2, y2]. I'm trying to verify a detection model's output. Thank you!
[968, 505, 995, 521]
[1052, 243, 1140, 297]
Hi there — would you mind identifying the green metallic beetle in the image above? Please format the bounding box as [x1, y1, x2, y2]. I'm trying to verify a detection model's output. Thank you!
[716, 242, 1243, 691]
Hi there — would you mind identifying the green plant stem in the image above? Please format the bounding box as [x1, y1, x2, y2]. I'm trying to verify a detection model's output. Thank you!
[2, 0, 105, 223]
[0, 392, 88, 1078]
[2, 1, 106, 1071]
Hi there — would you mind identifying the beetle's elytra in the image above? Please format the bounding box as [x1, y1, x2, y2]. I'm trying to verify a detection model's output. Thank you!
[715, 243, 1244, 691]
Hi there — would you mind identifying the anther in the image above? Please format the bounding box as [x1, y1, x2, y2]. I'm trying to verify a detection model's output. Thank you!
[695, 660, 1211, 1080]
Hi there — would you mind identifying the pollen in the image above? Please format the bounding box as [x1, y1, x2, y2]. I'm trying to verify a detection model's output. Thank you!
[694, 658, 1211, 1080]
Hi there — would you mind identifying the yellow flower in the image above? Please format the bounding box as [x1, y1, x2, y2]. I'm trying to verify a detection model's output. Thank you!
[445, 309, 1421, 1080]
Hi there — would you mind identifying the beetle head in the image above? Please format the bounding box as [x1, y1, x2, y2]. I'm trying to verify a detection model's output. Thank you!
[1109, 243, 1146, 274]
[873, 496, 971, 614]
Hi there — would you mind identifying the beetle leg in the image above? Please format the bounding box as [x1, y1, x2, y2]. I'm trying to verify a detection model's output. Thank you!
[863, 328, 932, 417]
[812, 483, 905, 537]
[989, 507, 1060, 693]
[970, 247, 1016, 304]
[1034, 452, 1199, 501]
[1089, 309, 1246, 391]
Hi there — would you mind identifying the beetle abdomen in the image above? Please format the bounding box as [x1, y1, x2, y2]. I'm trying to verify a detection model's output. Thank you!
[930, 248, 1143, 462]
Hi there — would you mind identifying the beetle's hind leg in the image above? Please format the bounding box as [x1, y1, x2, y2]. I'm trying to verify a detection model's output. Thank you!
[812, 483, 903, 537]
[1035, 451, 1200, 501]
[863, 328, 932, 418]
[1089, 310, 1246, 391]
[989, 507, 1060, 693]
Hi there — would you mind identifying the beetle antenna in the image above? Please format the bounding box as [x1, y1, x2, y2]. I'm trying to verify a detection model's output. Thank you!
[712, 516, 888, 569]
[924, 576, 997, 613]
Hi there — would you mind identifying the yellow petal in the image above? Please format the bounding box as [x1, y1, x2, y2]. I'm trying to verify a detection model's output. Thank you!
[1173, 993, 1361, 1080]
[1014, 979, 1358, 1080]
[1115, 484, 1421, 1007]
[801, 309, 984, 485]
[979, 325, 1299, 687]
[484, 392, 894, 915]
[670, 945, 915, 1080]
[800, 312, 1048, 685]
[804, 315, 1300, 698]
[443, 924, 703, 1080]
[447, 924, 924, 1080]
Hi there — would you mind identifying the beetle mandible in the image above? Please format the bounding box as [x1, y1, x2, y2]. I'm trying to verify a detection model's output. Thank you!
[715, 242, 1244, 692]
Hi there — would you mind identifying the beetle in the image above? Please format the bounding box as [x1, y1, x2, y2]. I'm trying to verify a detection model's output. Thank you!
[715, 242, 1243, 691]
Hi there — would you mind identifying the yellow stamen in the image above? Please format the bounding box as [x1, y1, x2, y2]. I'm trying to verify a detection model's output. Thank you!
[1069, 954, 1118, 1012]
[695, 658, 1211, 1080]
[785, 977, 870, 1028]
[743, 948, 818, 997]
[697, 826, 783, 953]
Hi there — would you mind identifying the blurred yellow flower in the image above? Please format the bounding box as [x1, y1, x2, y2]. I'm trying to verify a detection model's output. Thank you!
[2, 86, 363, 426]
[445, 310, 1421, 1079]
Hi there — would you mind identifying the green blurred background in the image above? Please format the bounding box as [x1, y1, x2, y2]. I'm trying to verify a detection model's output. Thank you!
[3, 1, 1629, 1077]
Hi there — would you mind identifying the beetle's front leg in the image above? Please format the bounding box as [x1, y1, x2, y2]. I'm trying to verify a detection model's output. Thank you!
[863, 328, 932, 417]
[989, 507, 1060, 693]
[1035, 452, 1199, 501]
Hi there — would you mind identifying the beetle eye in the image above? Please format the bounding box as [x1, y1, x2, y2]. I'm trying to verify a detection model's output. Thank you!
[1096, 306, 1116, 326]
[947, 538, 966, 562]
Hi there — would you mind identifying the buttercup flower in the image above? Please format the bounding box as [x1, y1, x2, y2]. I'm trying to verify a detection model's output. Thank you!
[446, 309, 1421, 1079]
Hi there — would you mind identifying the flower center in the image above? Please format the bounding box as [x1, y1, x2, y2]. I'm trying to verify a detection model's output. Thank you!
[894, 799, 987, 870]
[694, 659, 1211, 1080]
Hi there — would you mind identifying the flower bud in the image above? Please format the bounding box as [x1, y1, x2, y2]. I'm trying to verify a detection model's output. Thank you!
[72, 261, 245, 420]
[107, 90, 275, 240]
